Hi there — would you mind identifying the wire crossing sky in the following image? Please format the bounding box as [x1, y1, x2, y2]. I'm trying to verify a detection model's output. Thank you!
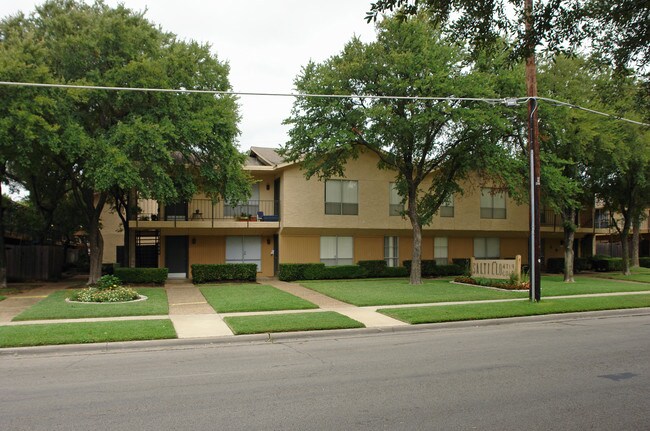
[1, 80, 647, 128]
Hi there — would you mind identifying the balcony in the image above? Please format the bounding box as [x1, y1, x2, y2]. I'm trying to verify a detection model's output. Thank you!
[130, 199, 280, 228]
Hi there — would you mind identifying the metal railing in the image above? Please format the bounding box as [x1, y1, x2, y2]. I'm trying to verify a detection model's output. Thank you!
[134, 199, 280, 223]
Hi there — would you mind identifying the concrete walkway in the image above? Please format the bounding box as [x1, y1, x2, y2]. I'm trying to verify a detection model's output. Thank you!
[165, 280, 233, 338]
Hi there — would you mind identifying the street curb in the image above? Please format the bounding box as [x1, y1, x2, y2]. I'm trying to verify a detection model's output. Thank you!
[2, 307, 650, 357]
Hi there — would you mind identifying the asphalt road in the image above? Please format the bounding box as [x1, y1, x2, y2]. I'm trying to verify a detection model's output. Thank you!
[1, 312, 649, 430]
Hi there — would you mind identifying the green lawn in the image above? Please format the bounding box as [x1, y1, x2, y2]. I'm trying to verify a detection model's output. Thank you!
[0, 319, 176, 348]
[224, 311, 364, 335]
[584, 267, 650, 284]
[379, 294, 650, 324]
[541, 275, 650, 295]
[200, 284, 318, 313]
[12, 287, 169, 321]
[300, 279, 528, 306]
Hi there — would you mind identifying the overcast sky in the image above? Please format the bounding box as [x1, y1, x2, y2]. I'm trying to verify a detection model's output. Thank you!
[0, 0, 378, 152]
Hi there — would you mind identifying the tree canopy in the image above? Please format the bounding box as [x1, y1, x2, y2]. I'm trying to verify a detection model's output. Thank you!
[366, 0, 650, 74]
[0, 0, 251, 283]
[282, 15, 517, 284]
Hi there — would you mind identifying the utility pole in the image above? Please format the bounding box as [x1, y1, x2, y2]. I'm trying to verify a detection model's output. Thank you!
[525, 0, 541, 301]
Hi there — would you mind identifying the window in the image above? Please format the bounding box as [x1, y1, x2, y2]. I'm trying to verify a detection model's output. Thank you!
[439, 195, 454, 217]
[226, 236, 262, 271]
[480, 188, 506, 219]
[434, 237, 448, 265]
[474, 237, 500, 259]
[384, 236, 399, 267]
[325, 180, 358, 215]
[320, 236, 354, 266]
[389, 183, 402, 216]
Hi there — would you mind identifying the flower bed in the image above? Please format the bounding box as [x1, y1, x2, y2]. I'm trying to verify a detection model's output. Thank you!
[69, 274, 142, 303]
[454, 276, 529, 291]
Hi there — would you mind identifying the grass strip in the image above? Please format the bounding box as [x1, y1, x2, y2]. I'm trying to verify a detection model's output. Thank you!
[200, 284, 317, 313]
[224, 311, 364, 335]
[0, 319, 176, 348]
[541, 275, 650, 295]
[379, 294, 650, 324]
[300, 279, 527, 306]
[12, 287, 169, 321]
[0, 295, 5, 301]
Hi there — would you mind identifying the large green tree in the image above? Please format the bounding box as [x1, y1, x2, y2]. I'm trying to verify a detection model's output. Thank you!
[536, 55, 603, 281]
[366, 0, 649, 73]
[587, 74, 650, 275]
[0, 0, 251, 284]
[282, 15, 515, 284]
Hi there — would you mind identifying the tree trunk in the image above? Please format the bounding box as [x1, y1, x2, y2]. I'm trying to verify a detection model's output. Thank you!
[620, 221, 632, 276]
[0, 171, 6, 288]
[128, 188, 136, 268]
[632, 218, 640, 268]
[407, 192, 422, 285]
[563, 208, 576, 283]
[87, 216, 104, 285]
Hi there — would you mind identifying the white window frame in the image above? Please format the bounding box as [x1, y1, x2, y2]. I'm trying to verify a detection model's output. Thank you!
[320, 236, 354, 266]
[384, 236, 399, 267]
[474, 237, 500, 259]
[389, 183, 402, 216]
[434, 237, 448, 265]
[439, 195, 454, 218]
[325, 180, 358, 215]
[480, 188, 506, 219]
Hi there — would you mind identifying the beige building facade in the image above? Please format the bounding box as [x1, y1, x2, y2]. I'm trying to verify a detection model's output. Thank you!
[100, 147, 612, 278]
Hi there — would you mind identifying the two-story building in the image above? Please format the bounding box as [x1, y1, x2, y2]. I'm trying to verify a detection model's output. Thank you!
[100, 146, 618, 278]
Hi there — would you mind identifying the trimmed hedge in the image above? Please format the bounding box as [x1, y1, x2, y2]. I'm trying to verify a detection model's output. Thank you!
[191, 264, 257, 283]
[278, 261, 409, 281]
[639, 257, 650, 268]
[546, 257, 593, 274]
[278, 264, 319, 282]
[403, 260, 464, 277]
[114, 267, 168, 284]
[452, 258, 471, 275]
[591, 257, 623, 272]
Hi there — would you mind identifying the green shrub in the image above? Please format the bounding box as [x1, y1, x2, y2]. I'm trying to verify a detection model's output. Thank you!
[382, 266, 410, 277]
[452, 258, 471, 275]
[358, 260, 387, 277]
[278, 263, 322, 281]
[302, 263, 328, 280]
[403, 260, 460, 277]
[432, 264, 464, 276]
[575, 257, 592, 272]
[546, 258, 565, 274]
[591, 257, 623, 272]
[322, 265, 366, 279]
[639, 257, 650, 268]
[114, 267, 168, 284]
[95, 274, 122, 290]
[191, 264, 257, 283]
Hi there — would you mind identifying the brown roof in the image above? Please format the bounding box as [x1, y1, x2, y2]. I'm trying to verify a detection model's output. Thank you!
[248, 146, 285, 166]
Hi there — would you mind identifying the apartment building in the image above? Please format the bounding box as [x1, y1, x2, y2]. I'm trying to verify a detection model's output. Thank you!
[101, 147, 616, 278]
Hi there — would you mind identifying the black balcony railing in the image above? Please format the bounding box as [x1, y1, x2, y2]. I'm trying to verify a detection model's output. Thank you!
[134, 199, 280, 222]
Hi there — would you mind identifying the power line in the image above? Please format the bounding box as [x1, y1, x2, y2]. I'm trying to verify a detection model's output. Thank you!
[0, 80, 648, 127]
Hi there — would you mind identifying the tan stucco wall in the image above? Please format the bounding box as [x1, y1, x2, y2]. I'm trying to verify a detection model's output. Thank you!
[501, 237, 529, 263]
[448, 237, 474, 261]
[544, 239, 565, 260]
[280, 235, 321, 264]
[189, 236, 225, 265]
[354, 236, 384, 262]
[279, 151, 530, 235]
[100, 206, 124, 264]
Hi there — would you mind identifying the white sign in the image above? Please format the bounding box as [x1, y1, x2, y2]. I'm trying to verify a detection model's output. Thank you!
[471, 255, 522, 280]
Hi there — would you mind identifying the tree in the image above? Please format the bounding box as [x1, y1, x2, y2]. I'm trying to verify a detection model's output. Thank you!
[281, 15, 515, 284]
[536, 55, 602, 281]
[0, 0, 251, 284]
[366, 0, 649, 73]
[587, 75, 650, 275]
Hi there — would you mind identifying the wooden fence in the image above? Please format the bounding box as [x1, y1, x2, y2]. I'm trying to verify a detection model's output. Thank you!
[5, 245, 64, 281]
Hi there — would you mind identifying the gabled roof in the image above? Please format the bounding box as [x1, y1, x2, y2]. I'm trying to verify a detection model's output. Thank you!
[248, 146, 285, 167]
